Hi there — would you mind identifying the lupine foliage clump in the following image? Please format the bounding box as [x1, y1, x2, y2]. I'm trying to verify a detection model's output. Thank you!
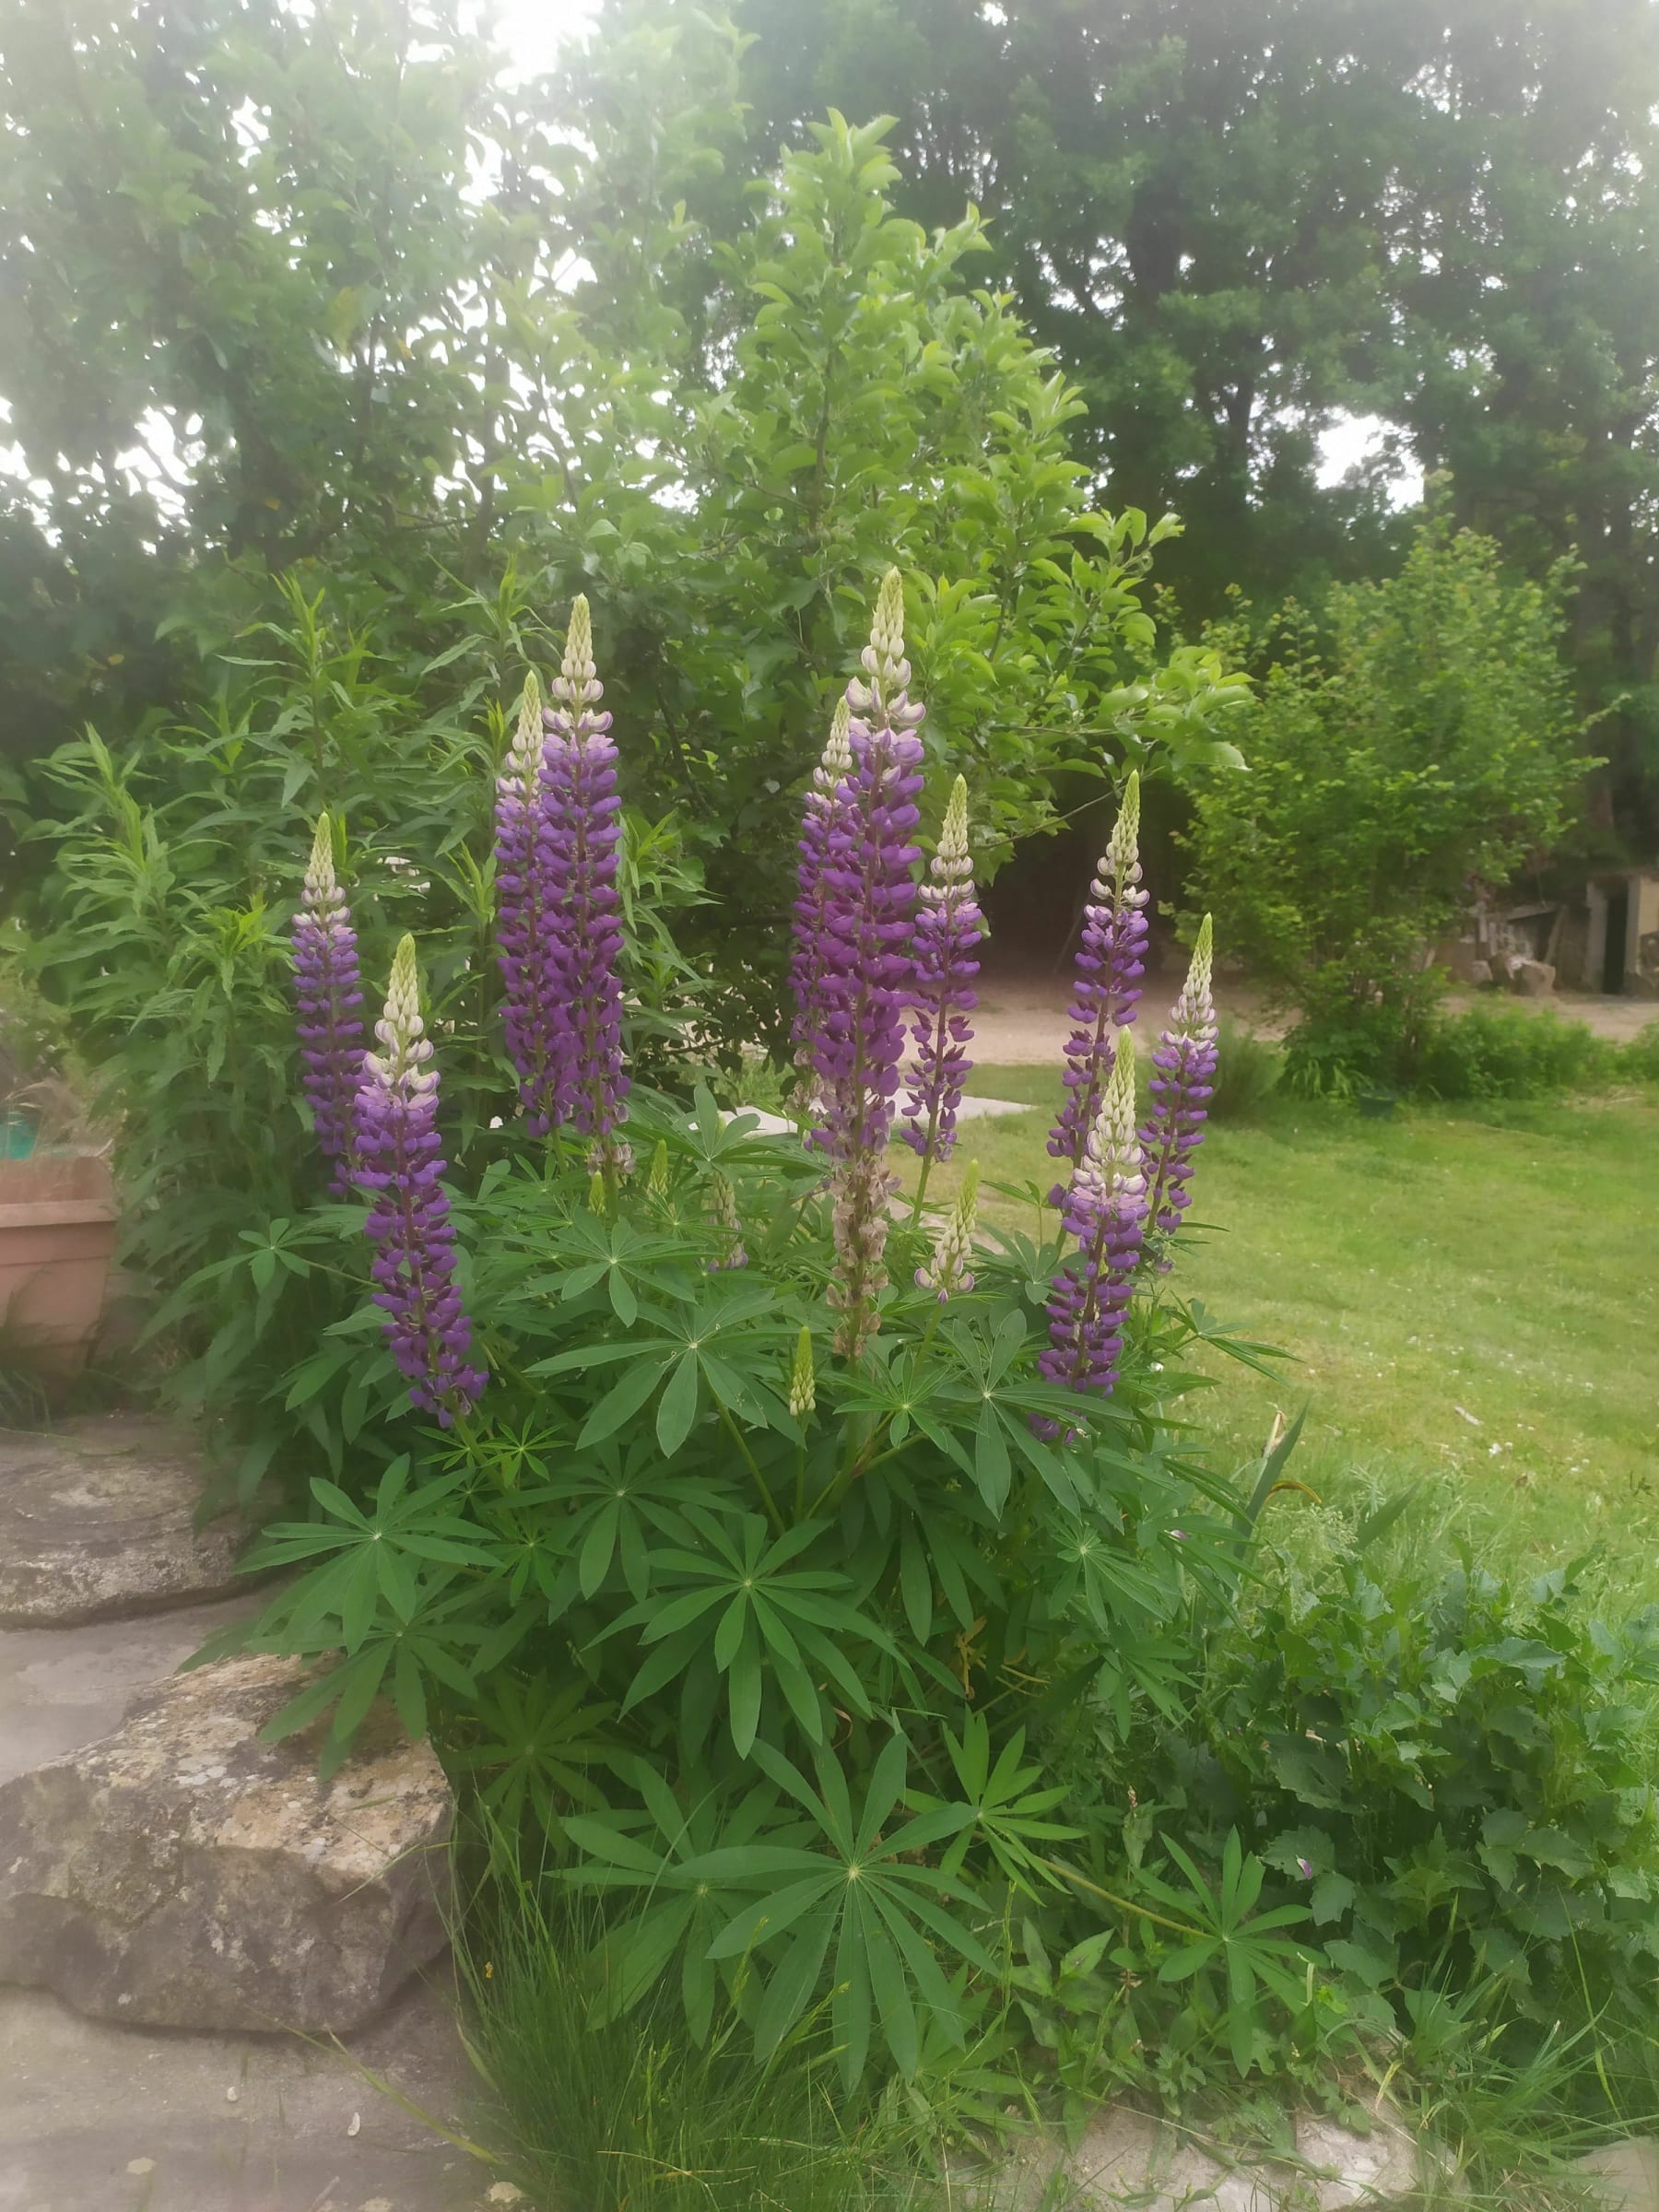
[225, 578, 1299, 2100]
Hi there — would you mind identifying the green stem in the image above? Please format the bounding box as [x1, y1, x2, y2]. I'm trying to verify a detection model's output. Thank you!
[908, 1132, 937, 1230]
[719, 1401, 786, 1535]
[1040, 1856, 1206, 1943]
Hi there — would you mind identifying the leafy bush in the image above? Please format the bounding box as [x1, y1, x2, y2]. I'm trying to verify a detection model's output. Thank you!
[1206, 1019, 1281, 1121]
[1622, 1022, 1659, 1084]
[1161, 1510, 1659, 2079]
[1184, 512, 1590, 1077]
[1415, 1004, 1618, 1100]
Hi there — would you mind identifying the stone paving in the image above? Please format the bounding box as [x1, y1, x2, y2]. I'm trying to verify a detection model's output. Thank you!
[0, 1418, 499, 2212]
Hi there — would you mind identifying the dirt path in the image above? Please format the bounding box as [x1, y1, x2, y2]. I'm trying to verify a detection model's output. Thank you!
[971, 964, 1655, 1066]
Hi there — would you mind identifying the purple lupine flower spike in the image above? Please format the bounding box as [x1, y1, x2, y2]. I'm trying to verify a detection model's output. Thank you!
[539, 595, 629, 1156]
[1047, 771, 1148, 1199]
[495, 670, 565, 1133]
[901, 773, 982, 1163]
[809, 570, 925, 1359]
[292, 811, 365, 1196]
[1037, 1030, 1147, 1421]
[790, 696, 854, 1102]
[355, 935, 487, 1425]
[1140, 914, 1218, 1262]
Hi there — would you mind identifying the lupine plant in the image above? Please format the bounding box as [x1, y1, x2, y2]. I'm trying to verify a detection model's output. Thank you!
[222, 575, 1272, 2098]
[290, 811, 365, 1196]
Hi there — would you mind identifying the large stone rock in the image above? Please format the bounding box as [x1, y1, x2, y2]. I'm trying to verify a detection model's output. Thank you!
[0, 1413, 260, 1627]
[1576, 2140, 1659, 2212]
[1510, 957, 1557, 997]
[0, 1653, 453, 2032]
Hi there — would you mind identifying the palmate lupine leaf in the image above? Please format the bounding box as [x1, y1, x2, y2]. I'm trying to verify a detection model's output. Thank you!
[1139, 1830, 1315, 2075]
[689, 1735, 994, 2087]
[564, 1767, 795, 2044]
[596, 1508, 889, 1756]
[528, 1280, 796, 1457]
[912, 1712, 1082, 1896]
[239, 1455, 499, 1651]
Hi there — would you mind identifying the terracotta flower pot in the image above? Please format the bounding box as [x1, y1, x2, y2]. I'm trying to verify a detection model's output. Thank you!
[0, 1152, 119, 1378]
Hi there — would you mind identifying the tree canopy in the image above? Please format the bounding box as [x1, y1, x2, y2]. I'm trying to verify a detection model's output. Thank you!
[734, 0, 1659, 853]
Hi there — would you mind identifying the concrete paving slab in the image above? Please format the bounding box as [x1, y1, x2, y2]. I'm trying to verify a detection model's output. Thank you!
[0, 1416, 262, 1628]
[0, 1591, 261, 1785]
[0, 1978, 503, 2212]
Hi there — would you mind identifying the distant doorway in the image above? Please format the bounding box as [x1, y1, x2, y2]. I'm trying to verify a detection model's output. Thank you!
[1603, 884, 1630, 994]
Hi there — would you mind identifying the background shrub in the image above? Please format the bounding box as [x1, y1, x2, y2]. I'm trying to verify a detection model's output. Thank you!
[1415, 1004, 1618, 1100]
[1157, 1513, 1659, 2092]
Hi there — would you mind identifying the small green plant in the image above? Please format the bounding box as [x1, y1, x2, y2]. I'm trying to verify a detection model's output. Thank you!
[456, 1852, 924, 2212]
[1206, 1019, 1281, 1121]
[1161, 1510, 1659, 2101]
[1621, 1022, 1659, 1084]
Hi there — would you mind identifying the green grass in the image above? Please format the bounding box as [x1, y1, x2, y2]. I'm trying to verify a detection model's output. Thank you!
[909, 1065, 1659, 1580]
[455, 1855, 926, 2212]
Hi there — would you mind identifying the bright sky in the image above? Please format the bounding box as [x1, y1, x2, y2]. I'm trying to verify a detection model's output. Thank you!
[482, 0, 600, 77]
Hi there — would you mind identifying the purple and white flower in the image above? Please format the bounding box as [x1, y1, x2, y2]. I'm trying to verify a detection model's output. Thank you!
[1140, 914, 1218, 1257]
[901, 773, 982, 1165]
[1039, 1030, 1147, 1417]
[1048, 772, 1148, 1196]
[354, 935, 486, 1425]
[537, 596, 629, 1152]
[915, 1161, 979, 1303]
[805, 571, 925, 1358]
[292, 812, 365, 1196]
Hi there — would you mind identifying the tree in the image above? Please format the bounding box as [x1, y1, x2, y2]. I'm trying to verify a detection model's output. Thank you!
[1180, 512, 1587, 1085]
[732, 0, 1659, 853]
[2, 0, 1247, 1041]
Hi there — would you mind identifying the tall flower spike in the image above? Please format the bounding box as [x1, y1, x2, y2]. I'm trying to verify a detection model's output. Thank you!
[354, 936, 487, 1425]
[790, 696, 854, 1096]
[538, 596, 629, 1153]
[1140, 915, 1218, 1263]
[807, 570, 926, 1359]
[292, 811, 366, 1196]
[901, 774, 983, 1165]
[706, 1169, 747, 1271]
[495, 670, 566, 1132]
[787, 1325, 817, 1419]
[1047, 771, 1148, 1197]
[1038, 1030, 1147, 1420]
[916, 1161, 979, 1302]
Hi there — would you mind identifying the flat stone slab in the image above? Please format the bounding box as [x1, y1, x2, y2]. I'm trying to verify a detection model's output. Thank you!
[0, 1652, 453, 2032]
[0, 1978, 505, 2212]
[0, 1413, 257, 1627]
[0, 1588, 263, 1787]
[986, 2098, 1435, 2210]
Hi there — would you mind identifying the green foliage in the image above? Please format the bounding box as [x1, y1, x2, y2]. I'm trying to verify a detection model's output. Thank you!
[4, 0, 1248, 1025]
[217, 1068, 1269, 2089]
[1621, 1023, 1659, 1085]
[1162, 1519, 1659, 2087]
[456, 1853, 924, 2210]
[734, 0, 1659, 850]
[1414, 1006, 1618, 1102]
[1183, 513, 1589, 1088]
[1206, 1021, 1281, 1123]
[28, 573, 707, 1493]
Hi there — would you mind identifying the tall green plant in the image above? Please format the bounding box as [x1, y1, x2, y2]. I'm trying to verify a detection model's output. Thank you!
[1181, 512, 1589, 1089]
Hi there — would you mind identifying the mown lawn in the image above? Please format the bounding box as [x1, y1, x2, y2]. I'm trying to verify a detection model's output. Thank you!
[898, 1065, 1659, 1579]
